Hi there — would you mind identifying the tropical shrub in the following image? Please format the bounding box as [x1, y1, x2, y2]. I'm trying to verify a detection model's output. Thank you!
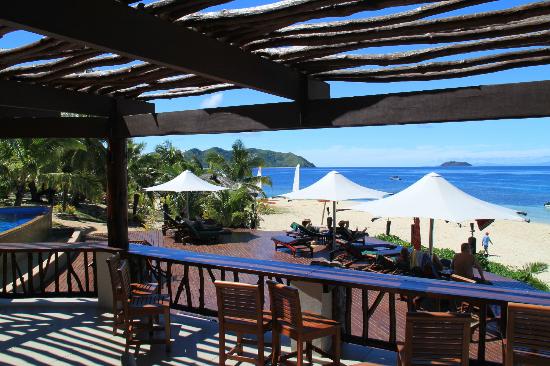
[376, 234, 549, 291]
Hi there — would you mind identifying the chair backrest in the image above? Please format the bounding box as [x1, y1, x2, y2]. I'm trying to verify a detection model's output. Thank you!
[404, 312, 471, 366]
[267, 280, 303, 332]
[117, 260, 133, 313]
[106, 253, 122, 299]
[215, 281, 263, 327]
[181, 218, 200, 237]
[505, 302, 550, 366]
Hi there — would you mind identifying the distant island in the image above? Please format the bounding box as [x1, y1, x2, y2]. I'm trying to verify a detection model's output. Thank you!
[184, 147, 316, 168]
[440, 161, 472, 167]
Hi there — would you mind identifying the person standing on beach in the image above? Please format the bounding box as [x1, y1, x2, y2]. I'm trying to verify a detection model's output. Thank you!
[482, 232, 493, 256]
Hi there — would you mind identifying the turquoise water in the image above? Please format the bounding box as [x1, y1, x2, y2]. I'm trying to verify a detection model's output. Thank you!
[256, 166, 550, 224]
[0, 207, 48, 233]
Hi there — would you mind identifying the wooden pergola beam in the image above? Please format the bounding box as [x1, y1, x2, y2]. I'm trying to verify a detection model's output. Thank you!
[0, 1, 329, 100]
[0, 80, 154, 116]
[123, 80, 550, 136]
[0, 117, 109, 138]
[6, 80, 550, 138]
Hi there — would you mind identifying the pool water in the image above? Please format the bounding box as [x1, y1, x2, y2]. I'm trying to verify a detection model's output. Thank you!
[0, 207, 49, 233]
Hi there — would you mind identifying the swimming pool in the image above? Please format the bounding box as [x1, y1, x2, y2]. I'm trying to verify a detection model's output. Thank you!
[0, 206, 52, 242]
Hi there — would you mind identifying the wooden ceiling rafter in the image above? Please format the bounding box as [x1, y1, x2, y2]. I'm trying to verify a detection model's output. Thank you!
[0, 1, 549, 101]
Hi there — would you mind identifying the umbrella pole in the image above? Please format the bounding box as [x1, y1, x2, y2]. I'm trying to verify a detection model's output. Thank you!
[332, 201, 337, 249]
[185, 191, 190, 219]
[428, 218, 434, 256]
[321, 201, 327, 226]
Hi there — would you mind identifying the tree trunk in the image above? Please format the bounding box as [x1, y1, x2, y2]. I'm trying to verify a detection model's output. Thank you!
[132, 193, 140, 219]
[14, 184, 25, 206]
[46, 188, 55, 205]
[29, 181, 41, 202]
[62, 185, 68, 212]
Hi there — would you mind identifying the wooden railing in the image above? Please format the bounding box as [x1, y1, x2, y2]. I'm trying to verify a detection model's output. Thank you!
[0, 242, 104, 298]
[2, 242, 550, 365]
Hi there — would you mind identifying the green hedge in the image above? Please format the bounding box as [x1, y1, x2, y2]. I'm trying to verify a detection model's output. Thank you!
[376, 234, 549, 292]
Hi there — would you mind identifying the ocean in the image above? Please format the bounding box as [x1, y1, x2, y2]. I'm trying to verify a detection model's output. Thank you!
[255, 166, 550, 224]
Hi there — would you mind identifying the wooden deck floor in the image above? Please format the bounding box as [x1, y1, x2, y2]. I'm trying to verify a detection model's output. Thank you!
[155, 229, 506, 364]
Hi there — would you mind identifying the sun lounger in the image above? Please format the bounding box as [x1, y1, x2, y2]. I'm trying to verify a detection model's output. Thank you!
[272, 235, 313, 257]
[335, 226, 368, 244]
[178, 219, 224, 244]
[288, 222, 331, 244]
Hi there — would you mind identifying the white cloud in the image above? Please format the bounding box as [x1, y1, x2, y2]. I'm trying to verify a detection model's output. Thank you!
[200, 93, 224, 108]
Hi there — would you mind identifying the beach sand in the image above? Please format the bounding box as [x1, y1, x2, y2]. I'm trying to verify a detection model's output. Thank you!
[259, 198, 550, 285]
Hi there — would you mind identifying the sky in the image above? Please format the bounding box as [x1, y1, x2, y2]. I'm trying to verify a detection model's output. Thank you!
[3, 0, 550, 167]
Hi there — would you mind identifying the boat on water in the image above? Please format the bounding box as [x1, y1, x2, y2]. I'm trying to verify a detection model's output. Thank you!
[390, 176, 401, 181]
[545, 202, 550, 208]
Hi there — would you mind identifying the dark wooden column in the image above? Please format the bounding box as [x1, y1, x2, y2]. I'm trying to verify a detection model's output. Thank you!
[106, 115, 129, 249]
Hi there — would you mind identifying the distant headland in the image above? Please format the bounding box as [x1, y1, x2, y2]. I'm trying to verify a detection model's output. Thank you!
[184, 147, 315, 167]
[440, 161, 472, 167]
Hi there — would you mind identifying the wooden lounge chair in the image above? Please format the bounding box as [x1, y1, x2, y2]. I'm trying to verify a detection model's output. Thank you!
[335, 226, 368, 244]
[398, 312, 471, 366]
[106, 253, 158, 335]
[272, 235, 314, 257]
[161, 211, 181, 236]
[178, 218, 223, 243]
[289, 222, 332, 244]
[215, 281, 272, 366]
[117, 261, 171, 353]
[504, 302, 550, 365]
[267, 280, 340, 366]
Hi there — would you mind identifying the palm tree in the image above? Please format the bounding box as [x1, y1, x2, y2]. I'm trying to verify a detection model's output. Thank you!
[206, 139, 271, 193]
[204, 140, 271, 227]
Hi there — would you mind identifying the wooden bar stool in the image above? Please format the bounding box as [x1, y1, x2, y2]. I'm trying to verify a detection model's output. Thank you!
[117, 261, 171, 353]
[398, 312, 471, 366]
[214, 280, 272, 366]
[267, 280, 340, 366]
[106, 253, 158, 335]
[504, 302, 550, 366]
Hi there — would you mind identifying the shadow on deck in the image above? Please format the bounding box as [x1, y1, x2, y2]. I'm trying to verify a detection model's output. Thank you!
[0, 298, 396, 365]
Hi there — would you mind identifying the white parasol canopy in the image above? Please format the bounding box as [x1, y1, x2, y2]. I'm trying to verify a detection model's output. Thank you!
[292, 164, 300, 192]
[282, 170, 387, 201]
[256, 166, 262, 190]
[353, 172, 525, 253]
[353, 172, 524, 222]
[145, 170, 227, 192]
[145, 170, 227, 218]
[282, 171, 388, 248]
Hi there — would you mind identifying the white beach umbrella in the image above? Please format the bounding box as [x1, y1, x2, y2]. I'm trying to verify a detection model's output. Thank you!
[145, 170, 227, 217]
[282, 170, 388, 247]
[353, 172, 526, 253]
[292, 164, 300, 192]
[256, 166, 262, 190]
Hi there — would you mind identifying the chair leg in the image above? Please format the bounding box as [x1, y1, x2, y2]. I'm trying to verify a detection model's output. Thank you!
[237, 334, 244, 355]
[306, 341, 313, 364]
[219, 329, 226, 366]
[332, 329, 341, 366]
[296, 339, 304, 366]
[257, 332, 265, 366]
[164, 309, 171, 352]
[272, 328, 280, 366]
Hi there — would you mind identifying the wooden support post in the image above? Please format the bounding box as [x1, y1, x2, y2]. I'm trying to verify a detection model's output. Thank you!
[478, 302, 487, 363]
[386, 220, 391, 235]
[106, 115, 129, 249]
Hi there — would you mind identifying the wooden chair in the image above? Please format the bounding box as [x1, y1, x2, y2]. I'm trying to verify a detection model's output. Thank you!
[106, 253, 158, 335]
[398, 312, 471, 366]
[504, 302, 550, 366]
[214, 281, 272, 366]
[117, 261, 171, 353]
[267, 280, 340, 366]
